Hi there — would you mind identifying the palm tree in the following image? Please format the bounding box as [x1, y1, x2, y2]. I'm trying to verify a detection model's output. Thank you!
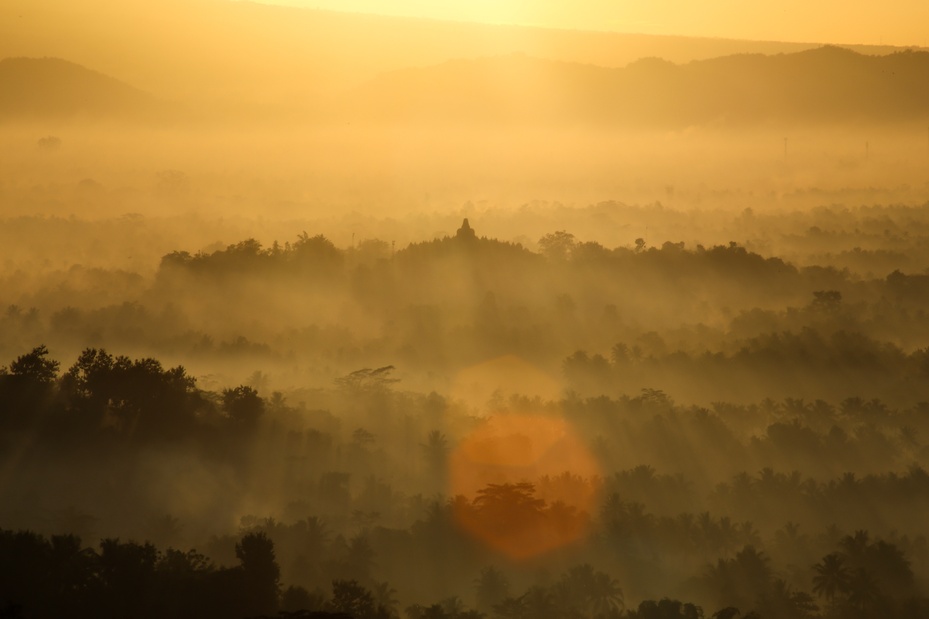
[716, 517, 739, 555]
[811, 553, 849, 612]
[373, 581, 399, 618]
[846, 568, 881, 614]
[492, 596, 526, 619]
[599, 493, 626, 536]
[331, 580, 376, 618]
[737, 521, 761, 548]
[474, 565, 509, 612]
[760, 579, 817, 619]
[839, 530, 869, 563]
[421, 430, 449, 466]
[346, 533, 376, 582]
[732, 546, 771, 590]
[440, 596, 465, 617]
[421, 430, 450, 492]
[556, 564, 624, 617]
[303, 516, 330, 556]
[519, 585, 555, 618]
[588, 570, 624, 616]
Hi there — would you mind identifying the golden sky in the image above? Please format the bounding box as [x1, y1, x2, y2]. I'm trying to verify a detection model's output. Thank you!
[257, 0, 929, 47]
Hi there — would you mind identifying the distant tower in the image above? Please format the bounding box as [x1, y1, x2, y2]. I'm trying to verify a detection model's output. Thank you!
[456, 218, 477, 240]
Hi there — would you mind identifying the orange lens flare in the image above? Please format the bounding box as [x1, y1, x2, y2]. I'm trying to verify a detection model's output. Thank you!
[449, 413, 600, 560]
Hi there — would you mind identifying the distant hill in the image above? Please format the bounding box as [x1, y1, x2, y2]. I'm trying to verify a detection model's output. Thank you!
[4, 46, 927, 127]
[0, 57, 163, 120]
[344, 46, 929, 127]
[0, 0, 917, 108]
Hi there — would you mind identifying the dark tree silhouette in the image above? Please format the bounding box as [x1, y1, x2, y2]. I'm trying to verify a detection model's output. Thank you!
[98, 538, 159, 619]
[236, 532, 281, 617]
[0, 345, 60, 430]
[331, 579, 382, 619]
[335, 366, 399, 394]
[6, 345, 59, 385]
[812, 552, 849, 611]
[474, 566, 509, 612]
[224, 385, 265, 430]
[60, 347, 201, 439]
[631, 598, 703, 619]
[421, 430, 449, 490]
[538, 230, 577, 261]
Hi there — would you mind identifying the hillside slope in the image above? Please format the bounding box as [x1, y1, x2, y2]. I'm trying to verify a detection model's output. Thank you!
[344, 46, 929, 126]
[0, 57, 164, 120]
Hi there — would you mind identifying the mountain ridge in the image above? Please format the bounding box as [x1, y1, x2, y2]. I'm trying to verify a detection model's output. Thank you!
[5, 46, 929, 127]
[1, 0, 920, 105]
[0, 57, 165, 120]
[343, 46, 929, 127]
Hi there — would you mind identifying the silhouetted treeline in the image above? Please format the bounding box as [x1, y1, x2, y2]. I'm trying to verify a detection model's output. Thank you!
[9, 219, 929, 404]
[0, 527, 362, 619]
[3, 521, 928, 619]
[160, 233, 344, 279]
[564, 325, 929, 405]
[6, 213, 929, 617]
[8, 206, 929, 404]
[0, 345, 262, 443]
[4, 343, 929, 617]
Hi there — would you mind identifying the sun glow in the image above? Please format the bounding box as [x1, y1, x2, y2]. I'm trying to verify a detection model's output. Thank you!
[450, 413, 601, 559]
[252, 0, 929, 47]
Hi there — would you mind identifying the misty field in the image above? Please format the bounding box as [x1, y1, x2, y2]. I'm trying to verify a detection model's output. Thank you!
[3, 2, 929, 618]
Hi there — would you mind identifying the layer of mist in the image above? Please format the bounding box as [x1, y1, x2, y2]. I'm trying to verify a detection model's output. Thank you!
[3, 3, 929, 619]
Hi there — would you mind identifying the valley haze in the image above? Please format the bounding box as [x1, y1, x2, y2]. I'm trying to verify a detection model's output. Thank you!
[1, 2, 929, 619]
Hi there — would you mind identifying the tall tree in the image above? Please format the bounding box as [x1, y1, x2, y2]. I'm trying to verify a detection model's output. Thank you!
[811, 552, 849, 611]
[236, 532, 281, 617]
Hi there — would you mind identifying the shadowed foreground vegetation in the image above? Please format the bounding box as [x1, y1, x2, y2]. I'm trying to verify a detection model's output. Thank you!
[2, 338, 929, 618]
[4, 207, 929, 619]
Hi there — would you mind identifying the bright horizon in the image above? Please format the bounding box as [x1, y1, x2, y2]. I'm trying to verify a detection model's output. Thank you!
[251, 0, 929, 48]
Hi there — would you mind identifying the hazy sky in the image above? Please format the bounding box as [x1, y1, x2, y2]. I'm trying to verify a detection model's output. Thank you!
[254, 0, 929, 47]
